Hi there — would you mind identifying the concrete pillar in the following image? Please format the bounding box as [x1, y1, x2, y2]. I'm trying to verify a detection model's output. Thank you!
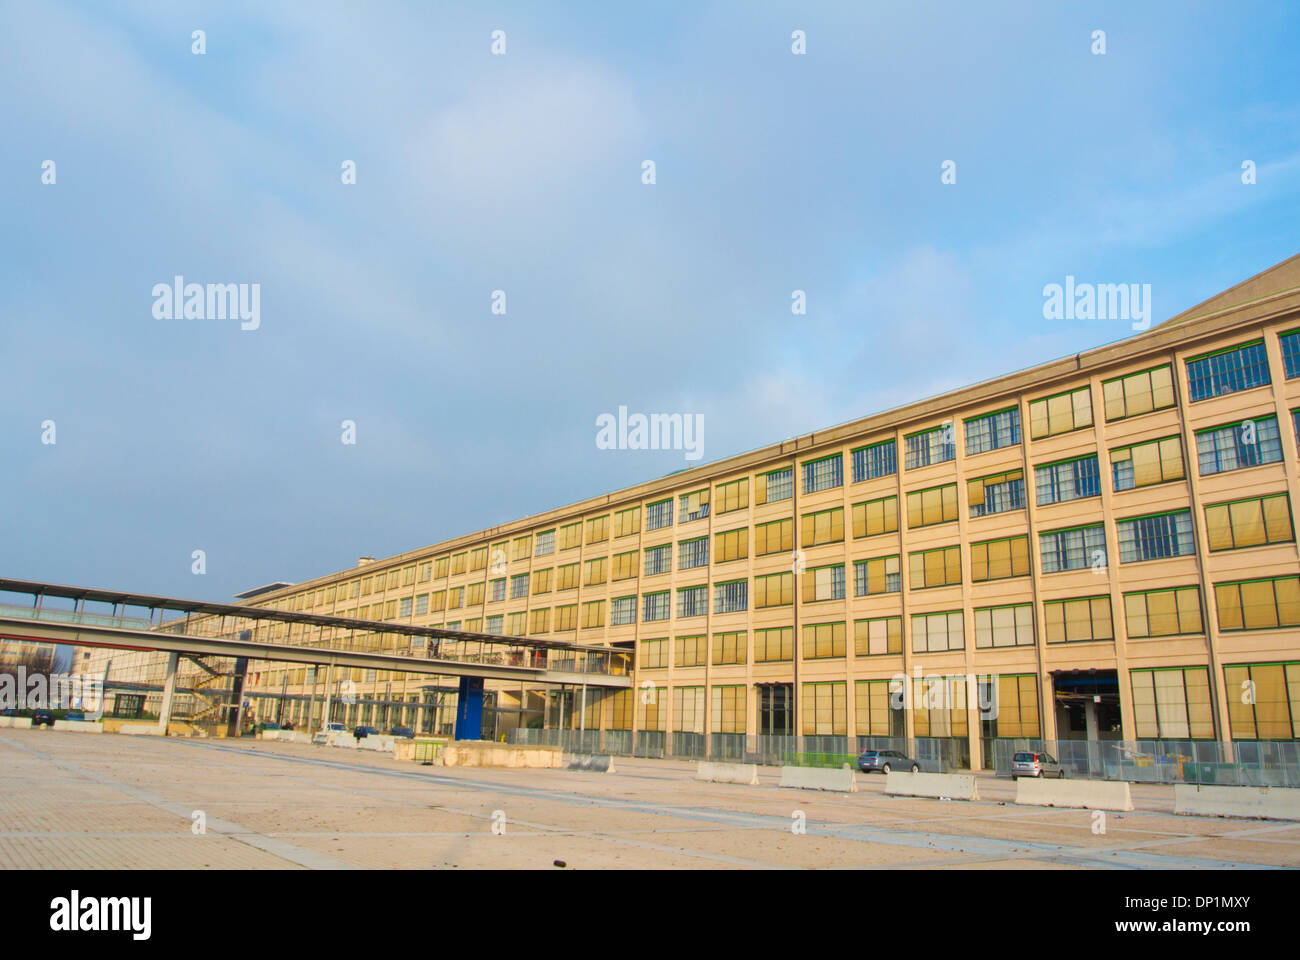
[454, 676, 484, 740]
[156, 652, 179, 735]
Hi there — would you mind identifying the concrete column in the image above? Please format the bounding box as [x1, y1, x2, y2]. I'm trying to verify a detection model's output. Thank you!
[156, 652, 179, 735]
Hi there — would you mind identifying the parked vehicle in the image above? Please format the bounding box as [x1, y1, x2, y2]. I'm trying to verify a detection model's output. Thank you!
[353, 725, 379, 739]
[63, 711, 86, 722]
[388, 726, 415, 739]
[1011, 751, 1065, 779]
[323, 722, 348, 735]
[857, 749, 919, 774]
[31, 709, 54, 727]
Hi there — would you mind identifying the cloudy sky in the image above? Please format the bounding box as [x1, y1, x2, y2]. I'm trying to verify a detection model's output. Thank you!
[2, 0, 1298, 601]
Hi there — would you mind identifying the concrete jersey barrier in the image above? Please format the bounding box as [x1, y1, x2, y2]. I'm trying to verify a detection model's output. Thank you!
[1015, 776, 1133, 811]
[695, 762, 760, 786]
[779, 765, 857, 793]
[1174, 784, 1300, 821]
[0, 717, 33, 730]
[885, 770, 978, 801]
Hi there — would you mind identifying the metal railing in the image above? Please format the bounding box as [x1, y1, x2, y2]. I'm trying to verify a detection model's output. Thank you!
[989, 738, 1300, 786]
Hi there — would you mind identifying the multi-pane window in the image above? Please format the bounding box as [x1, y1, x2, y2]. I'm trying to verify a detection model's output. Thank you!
[968, 470, 1024, 517]
[714, 580, 748, 614]
[1124, 586, 1202, 638]
[715, 478, 749, 514]
[1044, 595, 1113, 644]
[911, 611, 964, 652]
[417, 562, 431, 583]
[854, 555, 901, 596]
[642, 591, 671, 622]
[1035, 455, 1101, 506]
[583, 557, 607, 586]
[614, 507, 641, 538]
[399, 597, 413, 618]
[611, 552, 637, 581]
[908, 545, 961, 589]
[640, 638, 667, 669]
[680, 489, 710, 522]
[904, 424, 955, 469]
[535, 529, 555, 556]
[803, 621, 846, 659]
[711, 686, 746, 734]
[509, 574, 529, 599]
[554, 604, 578, 632]
[854, 617, 902, 656]
[429, 590, 446, 612]
[1040, 524, 1107, 573]
[447, 587, 464, 609]
[674, 635, 707, 667]
[755, 572, 794, 608]
[712, 631, 747, 665]
[1196, 416, 1283, 475]
[852, 439, 897, 482]
[802, 681, 847, 736]
[556, 563, 579, 591]
[974, 604, 1034, 648]
[912, 676, 968, 736]
[485, 614, 503, 634]
[433, 557, 449, 579]
[468, 548, 488, 573]
[529, 608, 550, 634]
[673, 686, 706, 735]
[1102, 365, 1176, 421]
[1204, 493, 1294, 551]
[978, 675, 1042, 739]
[802, 455, 843, 494]
[755, 518, 793, 555]
[677, 585, 708, 618]
[451, 553, 467, 575]
[965, 407, 1021, 455]
[970, 536, 1030, 582]
[559, 522, 582, 550]
[1111, 436, 1184, 490]
[414, 593, 429, 616]
[906, 484, 957, 527]
[1282, 329, 1300, 379]
[1130, 667, 1214, 739]
[802, 564, 846, 603]
[1224, 662, 1300, 740]
[801, 507, 845, 546]
[1028, 386, 1092, 439]
[856, 679, 903, 737]
[754, 626, 794, 662]
[1185, 340, 1270, 402]
[611, 596, 637, 626]
[757, 467, 793, 504]
[1117, 511, 1195, 563]
[644, 544, 671, 577]
[512, 536, 532, 562]
[467, 582, 485, 606]
[506, 612, 526, 634]
[646, 499, 673, 531]
[586, 515, 610, 544]
[580, 600, 605, 629]
[678, 537, 709, 570]
[714, 528, 748, 563]
[852, 496, 898, 538]
[1214, 576, 1300, 631]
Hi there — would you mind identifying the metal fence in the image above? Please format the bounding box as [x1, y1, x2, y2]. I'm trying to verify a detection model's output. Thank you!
[506, 728, 962, 771]
[989, 738, 1300, 786]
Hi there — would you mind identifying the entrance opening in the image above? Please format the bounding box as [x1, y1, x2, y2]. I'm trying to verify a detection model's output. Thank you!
[1053, 670, 1121, 741]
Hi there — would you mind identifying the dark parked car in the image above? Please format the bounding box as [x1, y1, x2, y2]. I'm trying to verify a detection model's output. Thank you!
[1011, 751, 1065, 779]
[388, 726, 415, 739]
[857, 749, 919, 774]
[353, 725, 379, 739]
[31, 709, 54, 727]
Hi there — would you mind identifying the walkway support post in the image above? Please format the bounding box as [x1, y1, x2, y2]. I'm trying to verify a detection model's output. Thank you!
[455, 676, 484, 740]
[156, 652, 179, 735]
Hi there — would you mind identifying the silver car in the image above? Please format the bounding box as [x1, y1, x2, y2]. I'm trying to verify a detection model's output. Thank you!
[1011, 751, 1065, 779]
[857, 749, 920, 774]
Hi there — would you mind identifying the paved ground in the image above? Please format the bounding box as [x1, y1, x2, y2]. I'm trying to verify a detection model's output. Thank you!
[1, 729, 1297, 869]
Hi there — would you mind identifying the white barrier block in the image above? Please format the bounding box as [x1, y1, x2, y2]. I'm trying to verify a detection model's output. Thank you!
[1175, 784, 1300, 821]
[117, 723, 163, 736]
[885, 771, 978, 801]
[0, 717, 32, 729]
[695, 762, 760, 785]
[327, 733, 358, 748]
[54, 720, 102, 734]
[779, 765, 857, 793]
[1015, 777, 1133, 811]
[566, 754, 616, 772]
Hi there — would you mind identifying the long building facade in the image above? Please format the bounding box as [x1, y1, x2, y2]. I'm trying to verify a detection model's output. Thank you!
[81, 254, 1300, 767]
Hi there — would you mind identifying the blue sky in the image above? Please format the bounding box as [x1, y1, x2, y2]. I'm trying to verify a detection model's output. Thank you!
[2, 0, 1298, 601]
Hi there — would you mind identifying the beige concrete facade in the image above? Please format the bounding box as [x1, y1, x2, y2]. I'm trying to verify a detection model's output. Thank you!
[78, 254, 1300, 765]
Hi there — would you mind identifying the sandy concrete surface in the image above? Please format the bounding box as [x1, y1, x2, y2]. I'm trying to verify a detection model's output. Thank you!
[1, 729, 1296, 870]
